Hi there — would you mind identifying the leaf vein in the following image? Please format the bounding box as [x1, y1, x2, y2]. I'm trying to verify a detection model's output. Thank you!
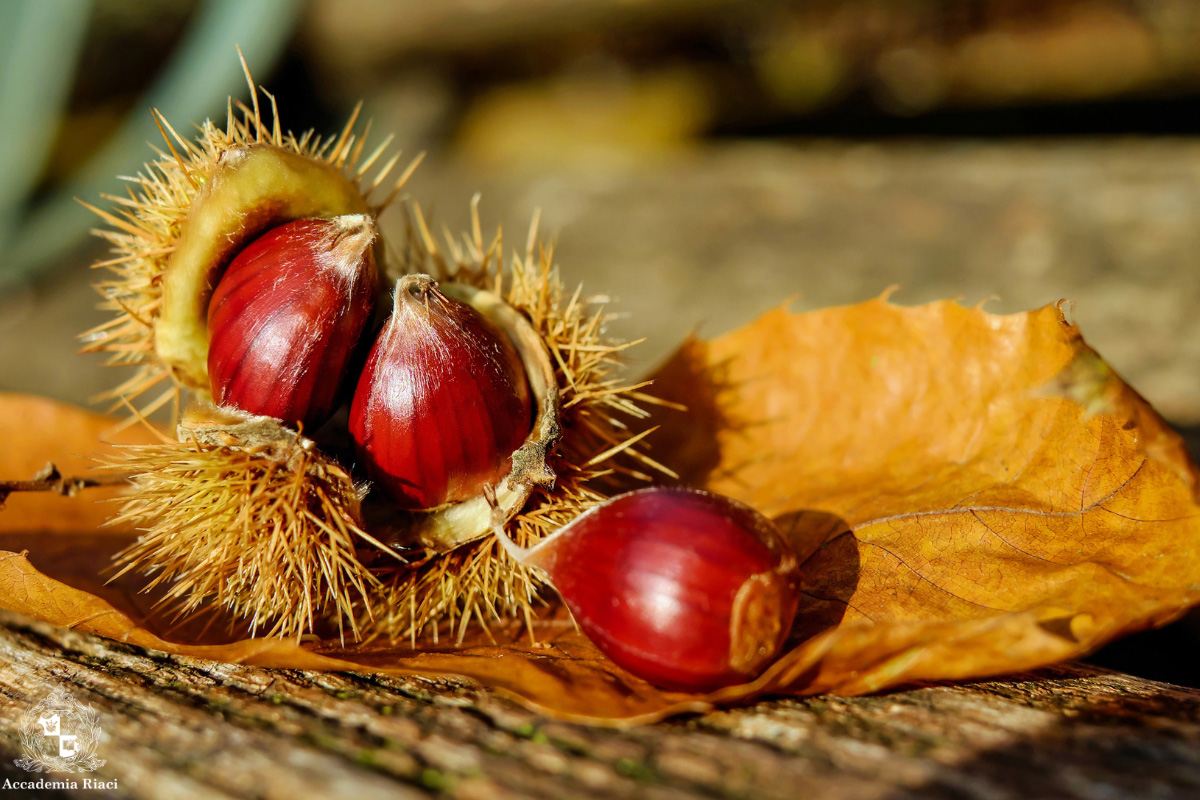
[969, 509, 1064, 565]
[858, 458, 1147, 529]
[858, 539, 1008, 613]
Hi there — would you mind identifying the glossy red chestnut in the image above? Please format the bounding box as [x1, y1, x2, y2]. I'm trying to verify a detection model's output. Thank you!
[207, 215, 378, 429]
[349, 274, 533, 510]
[494, 487, 801, 692]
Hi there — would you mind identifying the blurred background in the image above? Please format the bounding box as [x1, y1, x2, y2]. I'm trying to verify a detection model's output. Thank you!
[1, 0, 1198, 685]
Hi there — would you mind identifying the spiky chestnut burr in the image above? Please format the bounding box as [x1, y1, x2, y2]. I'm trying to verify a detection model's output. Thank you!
[106, 407, 387, 640]
[493, 487, 801, 692]
[84, 56, 673, 643]
[207, 216, 378, 430]
[84, 58, 417, 638]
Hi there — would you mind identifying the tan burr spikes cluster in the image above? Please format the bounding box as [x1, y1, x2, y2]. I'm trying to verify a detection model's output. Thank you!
[86, 59, 676, 643]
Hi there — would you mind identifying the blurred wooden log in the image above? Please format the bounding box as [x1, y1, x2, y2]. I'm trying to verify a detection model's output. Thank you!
[401, 139, 1200, 425]
[1, 609, 1198, 799]
[306, 0, 1200, 114]
[14, 141, 1200, 423]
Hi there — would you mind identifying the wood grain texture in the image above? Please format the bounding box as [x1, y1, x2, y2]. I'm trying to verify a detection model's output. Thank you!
[2, 610, 1198, 799]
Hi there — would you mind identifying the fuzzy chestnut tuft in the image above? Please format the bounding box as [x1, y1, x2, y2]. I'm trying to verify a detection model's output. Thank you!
[206, 215, 379, 430]
[350, 274, 534, 510]
[493, 487, 801, 692]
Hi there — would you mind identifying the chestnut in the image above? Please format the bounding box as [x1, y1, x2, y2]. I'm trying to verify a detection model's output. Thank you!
[350, 274, 534, 510]
[494, 487, 801, 692]
[206, 215, 378, 430]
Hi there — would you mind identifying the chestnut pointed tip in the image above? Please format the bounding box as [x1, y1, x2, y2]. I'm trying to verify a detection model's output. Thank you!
[391, 274, 440, 311]
[324, 214, 378, 270]
[328, 212, 374, 237]
[486, 488, 537, 567]
[397, 273, 438, 294]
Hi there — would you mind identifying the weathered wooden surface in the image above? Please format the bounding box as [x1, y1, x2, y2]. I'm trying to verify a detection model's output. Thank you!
[1, 609, 1198, 799]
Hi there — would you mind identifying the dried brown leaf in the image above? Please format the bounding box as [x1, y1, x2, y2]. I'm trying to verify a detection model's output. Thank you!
[646, 298, 1200, 697]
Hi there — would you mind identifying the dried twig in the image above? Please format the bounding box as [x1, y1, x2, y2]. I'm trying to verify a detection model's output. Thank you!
[0, 462, 128, 505]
